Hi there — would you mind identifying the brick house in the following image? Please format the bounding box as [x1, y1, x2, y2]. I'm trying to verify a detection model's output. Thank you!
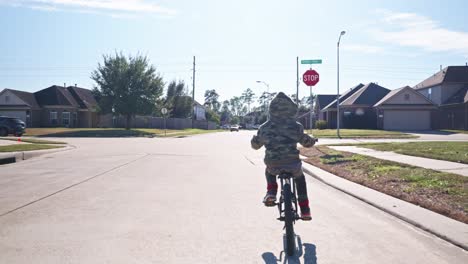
[321, 83, 364, 128]
[339, 83, 390, 129]
[313, 94, 336, 122]
[0, 85, 98, 128]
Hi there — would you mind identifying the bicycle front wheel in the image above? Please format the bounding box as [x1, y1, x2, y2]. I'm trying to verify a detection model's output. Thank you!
[283, 181, 295, 256]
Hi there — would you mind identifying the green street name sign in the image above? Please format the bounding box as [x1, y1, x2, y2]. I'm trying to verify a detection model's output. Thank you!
[301, 59, 322, 64]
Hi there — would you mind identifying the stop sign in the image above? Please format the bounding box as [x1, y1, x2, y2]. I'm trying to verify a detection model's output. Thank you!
[303, 69, 319, 86]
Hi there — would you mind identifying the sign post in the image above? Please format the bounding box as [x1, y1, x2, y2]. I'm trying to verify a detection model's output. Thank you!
[161, 108, 168, 137]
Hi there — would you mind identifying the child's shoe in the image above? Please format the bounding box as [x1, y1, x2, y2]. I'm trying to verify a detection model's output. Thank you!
[263, 193, 277, 207]
[300, 207, 312, 221]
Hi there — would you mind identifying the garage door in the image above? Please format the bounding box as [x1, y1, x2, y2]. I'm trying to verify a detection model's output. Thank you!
[384, 110, 430, 130]
[0, 111, 27, 122]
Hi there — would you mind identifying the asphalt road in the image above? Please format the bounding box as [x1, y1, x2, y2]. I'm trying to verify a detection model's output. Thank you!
[0, 131, 467, 263]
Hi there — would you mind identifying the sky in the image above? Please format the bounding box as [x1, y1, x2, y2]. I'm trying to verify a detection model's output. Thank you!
[1, 0, 468, 104]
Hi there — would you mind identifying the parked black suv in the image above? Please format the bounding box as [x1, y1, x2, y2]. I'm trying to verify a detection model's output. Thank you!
[0, 116, 26, 137]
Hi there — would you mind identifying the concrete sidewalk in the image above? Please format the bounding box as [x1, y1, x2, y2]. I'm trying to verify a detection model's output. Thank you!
[0, 145, 74, 163]
[300, 161, 468, 250]
[329, 146, 468, 177]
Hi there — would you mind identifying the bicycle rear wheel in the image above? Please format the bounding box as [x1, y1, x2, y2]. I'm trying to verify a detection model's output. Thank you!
[283, 181, 295, 256]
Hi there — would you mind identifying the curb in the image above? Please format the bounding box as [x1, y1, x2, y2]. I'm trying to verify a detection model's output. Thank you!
[0, 145, 76, 163]
[301, 162, 468, 251]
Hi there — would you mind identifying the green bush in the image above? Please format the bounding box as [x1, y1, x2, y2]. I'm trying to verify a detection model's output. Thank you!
[315, 120, 327, 130]
[205, 109, 220, 124]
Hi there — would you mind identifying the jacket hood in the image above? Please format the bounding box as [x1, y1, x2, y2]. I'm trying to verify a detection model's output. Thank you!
[268, 92, 297, 122]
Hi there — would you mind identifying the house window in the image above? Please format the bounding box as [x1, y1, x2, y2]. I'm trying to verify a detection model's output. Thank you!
[428, 88, 432, 100]
[5, 95, 9, 103]
[62, 112, 70, 126]
[50, 111, 58, 125]
[404, 94, 410, 101]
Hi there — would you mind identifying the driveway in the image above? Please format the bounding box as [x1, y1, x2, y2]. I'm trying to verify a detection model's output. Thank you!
[406, 131, 468, 141]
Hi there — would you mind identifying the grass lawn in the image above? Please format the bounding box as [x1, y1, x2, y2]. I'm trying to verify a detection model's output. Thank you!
[0, 144, 63, 152]
[440, 129, 468, 134]
[306, 129, 417, 138]
[0, 137, 66, 144]
[25, 128, 222, 138]
[300, 146, 468, 224]
[354, 142, 468, 164]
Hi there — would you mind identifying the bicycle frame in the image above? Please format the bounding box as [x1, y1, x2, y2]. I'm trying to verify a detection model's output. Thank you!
[276, 172, 300, 256]
[277, 173, 300, 223]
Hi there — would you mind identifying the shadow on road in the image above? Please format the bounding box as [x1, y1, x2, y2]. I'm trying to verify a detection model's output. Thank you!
[262, 237, 317, 264]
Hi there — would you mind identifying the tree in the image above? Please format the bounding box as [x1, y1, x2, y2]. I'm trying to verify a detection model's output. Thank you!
[229, 96, 244, 117]
[204, 89, 220, 113]
[231, 116, 240, 125]
[205, 108, 220, 124]
[241, 88, 256, 113]
[165, 80, 192, 118]
[91, 53, 164, 129]
[258, 91, 276, 113]
[220, 100, 231, 124]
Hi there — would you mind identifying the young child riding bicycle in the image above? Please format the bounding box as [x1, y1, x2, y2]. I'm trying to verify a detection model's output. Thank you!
[251, 92, 317, 220]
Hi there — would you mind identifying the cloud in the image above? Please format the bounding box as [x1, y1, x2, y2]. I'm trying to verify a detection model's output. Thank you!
[0, 0, 177, 17]
[372, 9, 468, 55]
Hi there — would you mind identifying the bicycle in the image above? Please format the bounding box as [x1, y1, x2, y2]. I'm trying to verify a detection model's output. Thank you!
[276, 171, 301, 256]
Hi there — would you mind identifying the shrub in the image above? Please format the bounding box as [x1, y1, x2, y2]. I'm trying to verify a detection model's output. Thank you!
[315, 120, 327, 130]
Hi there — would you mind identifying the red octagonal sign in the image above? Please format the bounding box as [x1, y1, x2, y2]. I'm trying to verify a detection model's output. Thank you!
[303, 69, 319, 86]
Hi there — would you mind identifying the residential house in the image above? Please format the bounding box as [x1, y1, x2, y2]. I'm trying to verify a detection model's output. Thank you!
[339, 83, 390, 129]
[413, 66, 468, 130]
[0, 85, 98, 128]
[321, 83, 364, 128]
[374, 86, 436, 130]
[313, 94, 336, 122]
[0, 88, 41, 127]
[193, 101, 206, 120]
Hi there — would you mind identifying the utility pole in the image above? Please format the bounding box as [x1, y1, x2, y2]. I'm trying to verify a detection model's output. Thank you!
[192, 56, 196, 128]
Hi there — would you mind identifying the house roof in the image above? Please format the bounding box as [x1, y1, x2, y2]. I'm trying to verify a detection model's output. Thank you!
[340, 83, 390, 106]
[194, 100, 205, 108]
[34, 85, 80, 107]
[443, 85, 468, 105]
[322, 83, 364, 111]
[374, 86, 435, 107]
[374, 86, 406, 106]
[4, 89, 40, 109]
[315, 95, 336, 110]
[67, 86, 98, 109]
[414, 66, 468, 90]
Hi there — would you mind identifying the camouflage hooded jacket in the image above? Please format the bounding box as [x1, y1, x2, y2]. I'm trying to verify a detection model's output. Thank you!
[251, 92, 316, 166]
